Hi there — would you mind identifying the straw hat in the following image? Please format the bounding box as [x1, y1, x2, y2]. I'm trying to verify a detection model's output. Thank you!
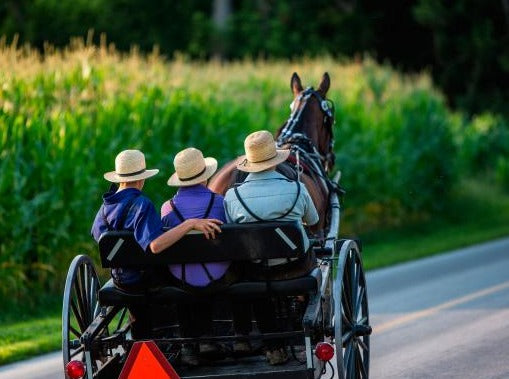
[104, 150, 159, 183]
[167, 147, 218, 187]
[237, 130, 290, 172]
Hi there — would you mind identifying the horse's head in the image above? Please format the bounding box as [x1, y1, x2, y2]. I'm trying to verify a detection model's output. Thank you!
[276, 72, 335, 173]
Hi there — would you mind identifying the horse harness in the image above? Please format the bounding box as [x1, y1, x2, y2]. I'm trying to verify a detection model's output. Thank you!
[277, 87, 344, 200]
[169, 192, 218, 285]
[278, 86, 335, 172]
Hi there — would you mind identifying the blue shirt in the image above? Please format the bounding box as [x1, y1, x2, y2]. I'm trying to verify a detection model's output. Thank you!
[161, 185, 230, 287]
[224, 170, 319, 264]
[91, 187, 164, 284]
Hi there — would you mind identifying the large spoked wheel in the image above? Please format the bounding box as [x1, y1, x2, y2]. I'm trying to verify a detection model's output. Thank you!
[62, 255, 101, 377]
[333, 240, 371, 378]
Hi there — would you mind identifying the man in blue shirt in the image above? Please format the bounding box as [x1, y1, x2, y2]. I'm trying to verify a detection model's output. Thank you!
[91, 149, 222, 337]
[224, 131, 319, 365]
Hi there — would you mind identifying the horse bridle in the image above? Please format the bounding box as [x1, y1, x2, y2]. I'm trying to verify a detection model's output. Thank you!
[277, 87, 335, 172]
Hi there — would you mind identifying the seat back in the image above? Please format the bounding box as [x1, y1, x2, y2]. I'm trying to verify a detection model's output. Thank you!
[98, 221, 307, 269]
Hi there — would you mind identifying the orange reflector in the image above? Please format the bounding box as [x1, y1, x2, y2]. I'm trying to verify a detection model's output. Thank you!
[119, 341, 181, 379]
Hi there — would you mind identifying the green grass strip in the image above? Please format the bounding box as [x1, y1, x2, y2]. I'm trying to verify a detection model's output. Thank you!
[0, 317, 60, 365]
[362, 179, 509, 269]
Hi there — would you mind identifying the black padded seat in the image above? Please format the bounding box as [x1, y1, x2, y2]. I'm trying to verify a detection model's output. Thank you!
[99, 267, 322, 306]
[225, 267, 322, 298]
[98, 279, 189, 306]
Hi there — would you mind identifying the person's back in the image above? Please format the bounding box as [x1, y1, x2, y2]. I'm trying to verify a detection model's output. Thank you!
[225, 170, 317, 255]
[92, 185, 163, 286]
[224, 131, 319, 268]
[161, 147, 231, 288]
[160, 147, 232, 365]
[223, 130, 319, 365]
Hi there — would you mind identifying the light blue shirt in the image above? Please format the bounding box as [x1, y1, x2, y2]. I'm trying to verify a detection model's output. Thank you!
[224, 170, 319, 259]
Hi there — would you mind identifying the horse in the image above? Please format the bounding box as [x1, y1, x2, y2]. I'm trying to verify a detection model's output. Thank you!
[208, 72, 336, 237]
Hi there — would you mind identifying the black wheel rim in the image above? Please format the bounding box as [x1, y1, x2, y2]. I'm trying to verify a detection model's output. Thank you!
[334, 240, 370, 379]
[62, 255, 101, 374]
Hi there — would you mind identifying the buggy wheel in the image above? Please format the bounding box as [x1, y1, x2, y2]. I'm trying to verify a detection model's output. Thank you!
[333, 240, 371, 379]
[62, 255, 101, 377]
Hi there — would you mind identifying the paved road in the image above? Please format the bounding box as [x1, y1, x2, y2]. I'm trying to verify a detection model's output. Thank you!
[368, 237, 509, 379]
[1, 237, 508, 379]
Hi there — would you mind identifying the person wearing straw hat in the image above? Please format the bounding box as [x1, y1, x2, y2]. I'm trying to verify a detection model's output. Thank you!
[161, 147, 233, 364]
[224, 130, 319, 365]
[91, 149, 223, 338]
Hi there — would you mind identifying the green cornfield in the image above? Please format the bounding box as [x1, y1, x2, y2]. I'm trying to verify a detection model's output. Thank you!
[1, 38, 466, 304]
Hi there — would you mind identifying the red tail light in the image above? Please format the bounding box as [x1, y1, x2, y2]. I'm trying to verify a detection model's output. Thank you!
[66, 360, 86, 379]
[315, 342, 335, 361]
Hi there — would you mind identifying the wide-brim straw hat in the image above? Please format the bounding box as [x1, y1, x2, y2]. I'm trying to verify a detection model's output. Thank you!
[167, 147, 218, 187]
[237, 130, 290, 172]
[104, 149, 159, 183]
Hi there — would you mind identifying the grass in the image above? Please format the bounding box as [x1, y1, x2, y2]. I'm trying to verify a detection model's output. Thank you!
[360, 179, 509, 270]
[1, 179, 508, 366]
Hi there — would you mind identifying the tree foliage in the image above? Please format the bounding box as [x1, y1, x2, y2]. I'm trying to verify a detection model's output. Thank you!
[0, 1, 508, 113]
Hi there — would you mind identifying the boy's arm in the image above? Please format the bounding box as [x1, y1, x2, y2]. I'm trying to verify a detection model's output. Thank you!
[149, 218, 223, 254]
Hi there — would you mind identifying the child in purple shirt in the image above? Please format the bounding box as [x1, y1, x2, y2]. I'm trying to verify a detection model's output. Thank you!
[161, 147, 235, 364]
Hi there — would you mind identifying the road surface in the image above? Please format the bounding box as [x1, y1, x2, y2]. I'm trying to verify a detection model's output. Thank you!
[1, 237, 508, 378]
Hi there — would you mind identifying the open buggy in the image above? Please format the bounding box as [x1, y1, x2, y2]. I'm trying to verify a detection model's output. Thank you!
[62, 177, 371, 379]
[62, 72, 371, 378]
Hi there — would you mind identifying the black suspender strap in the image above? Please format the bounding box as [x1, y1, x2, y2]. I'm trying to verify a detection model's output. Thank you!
[233, 186, 265, 221]
[169, 199, 185, 222]
[170, 192, 217, 285]
[203, 192, 216, 218]
[233, 180, 301, 222]
[169, 198, 188, 283]
[199, 192, 216, 282]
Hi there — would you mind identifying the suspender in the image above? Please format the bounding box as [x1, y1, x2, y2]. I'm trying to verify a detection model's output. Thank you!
[169, 192, 217, 284]
[233, 180, 301, 222]
[169, 192, 216, 221]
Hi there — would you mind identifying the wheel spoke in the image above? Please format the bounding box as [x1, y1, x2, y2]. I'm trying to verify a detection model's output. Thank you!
[71, 299, 87, 332]
[350, 255, 359, 314]
[116, 308, 128, 331]
[354, 286, 365, 320]
[342, 284, 353, 320]
[90, 277, 99, 319]
[355, 345, 367, 379]
[342, 330, 352, 345]
[74, 275, 88, 326]
[342, 311, 352, 328]
[357, 337, 369, 353]
[346, 342, 355, 379]
[70, 345, 84, 358]
[79, 265, 92, 322]
[69, 325, 82, 338]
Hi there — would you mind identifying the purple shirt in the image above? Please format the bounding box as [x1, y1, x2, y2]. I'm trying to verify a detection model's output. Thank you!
[161, 185, 230, 287]
[91, 187, 164, 284]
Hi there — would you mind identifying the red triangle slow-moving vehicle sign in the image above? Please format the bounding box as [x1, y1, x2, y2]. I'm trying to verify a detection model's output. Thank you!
[119, 341, 181, 379]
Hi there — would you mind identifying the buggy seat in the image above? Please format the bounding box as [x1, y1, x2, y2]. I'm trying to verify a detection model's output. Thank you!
[97, 221, 321, 306]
